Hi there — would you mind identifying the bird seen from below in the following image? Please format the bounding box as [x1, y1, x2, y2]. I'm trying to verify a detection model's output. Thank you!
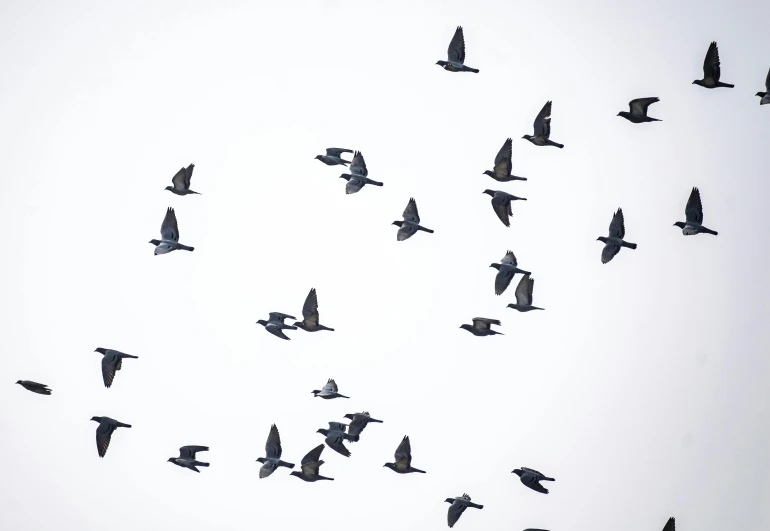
[256, 424, 295, 478]
[507, 274, 545, 312]
[445, 493, 484, 528]
[15, 380, 52, 395]
[512, 467, 555, 494]
[436, 26, 479, 73]
[483, 190, 526, 228]
[674, 187, 718, 235]
[91, 416, 131, 458]
[523, 101, 564, 148]
[693, 41, 734, 88]
[340, 151, 383, 194]
[344, 411, 383, 440]
[460, 317, 503, 336]
[312, 378, 349, 399]
[618, 97, 661, 123]
[149, 207, 195, 255]
[756, 68, 770, 104]
[483, 137, 527, 182]
[315, 147, 353, 166]
[256, 312, 297, 340]
[168, 445, 210, 473]
[392, 198, 434, 241]
[597, 208, 637, 264]
[165, 163, 200, 195]
[95, 348, 138, 388]
[317, 421, 358, 458]
[490, 250, 531, 296]
[294, 288, 334, 332]
[383, 435, 426, 474]
[290, 444, 334, 482]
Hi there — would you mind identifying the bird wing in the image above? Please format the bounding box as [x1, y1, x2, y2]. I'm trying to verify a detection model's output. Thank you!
[160, 207, 180, 242]
[608, 208, 626, 239]
[629, 97, 658, 116]
[394, 435, 412, 465]
[322, 379, 339, 394]
[171, 167, 187, 190]
[685, 187, 704, 224]
[533, 101, 552, 138]
[601, 242, 621, 264]
[101, 354, 118, 388]
[492, 138, 513, 178]
[397, 224, 417, 241]
[349, 151, 368, 177]
[447, 26, 466, 64]
[326, 147, 353, 157]
[301, 444, 325, 465]
[472, 317, 500, 330]
[661, 517, 675, 531]
[326, 436, 351, 457]
[302, 288, 319, 319]
[447, 503, 465, 528]
[269, 312, 295, 323]
[703, 41, 721, 81]
[265, 424, 282, 459]
[179, 445, 208, 459]
[501, 250, 517, 267]
[515, 274, 533, 306]
[184, 164, 195, 187]
[402, 198, 420, 223]
[495, 268, 514, 296]
[521, 467, 543, 476]
[328, 421, 347, 432]
[95, 422, 114, 458]
[766, 67, 770, 91]
[345, 177, 364, 195]
[492, 202, 511, 227]
[347, 416, 367, 438]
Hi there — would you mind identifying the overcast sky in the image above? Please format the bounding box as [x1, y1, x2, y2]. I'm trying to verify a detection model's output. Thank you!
[1, 1, 769, 530]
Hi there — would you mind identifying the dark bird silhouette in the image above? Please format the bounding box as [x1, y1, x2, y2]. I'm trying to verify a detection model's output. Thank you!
[436, 26, 479, 73]
[483, 138, 527, 182]
[168, 446, 210, 473]
[90, 416, 131, 458]
[165, 164, 200, 195]
[693, 42, 734, 88]
[483, 190, 526, 227]
[149, 207, 195, 255]
[339, 151, 383, 194]
[95, 348, 138, 388]
[490, 250, 530, 295]
[507, 274, 545, 312]
[523, 101, 564, 148]
[445, 493, 484, 528]
[15, 380, 51, 395]
[384, 435, 426, 474]
[512, 467, 555, 494]
[316, 148, 353, 166]
[290, 444, 334, 482]
[312, 378, 349, 399]
[673, 187, 718, 235]
[618, 98, 661, 123]
[460, 317, 503, 336]
[295, 288, 334, 332]
[317, 421, 358, 458]
[344, 411, 383, 440]
[256, 312, 297, 340]
[756, 68, 770, 104]
[257, 424, 295, 478]
[597, 208, 637, 264]
[393, 198, 434, 241]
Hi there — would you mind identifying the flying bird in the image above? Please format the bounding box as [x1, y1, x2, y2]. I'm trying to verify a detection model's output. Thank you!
[95, 348, 138, 388]
[290, 444, 334, 482]
[507, 274, 545, 312]
[344, 411, 383, 440]
[149, 207, 195, 255]
[256, 312, 297, 340]
[317, 421, 358, 458]
[256, 424, 295, 478]
[483, 190, 526, 228]
[315, 148, 354, 166]
[15, 380, 51, 395]
[436, 26, 479, 73]
[340, 151, 383, 194]
[168, 445, 209, 473]
[490, 250, 531, 296]
[512, 467, 555, 494]
[294, 288, 334, 332]
[618, 98, 661, 123]
[597, 208, 637, 264]
[383, 435, 425, 474]
[693, 41, 734, 88]
[165, 164, 200, 195]
[445, 493, 483, 528]
[756, 68, 770, 104]
[312, 378, 349, 399]
[523, 101, 564, 148]
[460, 318, 503, 336]
[674, 187, 718, 235]
[393, 198, 434, 241]
[483, 138, 527, 182]
[90, 416, 131, 458]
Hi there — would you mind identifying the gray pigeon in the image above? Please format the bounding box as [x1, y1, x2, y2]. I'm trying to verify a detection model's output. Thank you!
[312, 378, 349, 399]
[344, 411, 383, 440]
[483, 138, 527, 182]
[597, 208, 637, 264]
[90, 416, 131, 458]
[168, 445, 209, 473]
[340, 151, 383, 194]
[393, 198, 434, 241]
[290, 444, 334, 482]
[317, 421, 358, 458]
[445, 493, 484, 528]
[661, 517, 675, 531]
[490, 250, 531, 296]
[436, 26, 479, 73]
[165, 164, 200, 195]
[507, 274, 545, 312]
[95, 348, 138, 388]
[383, 435, 426, 474]
[674, 187, 718, 235]
[460, 317, 503, 336]
[16, 380, 51, 395]
[756, 68, 770, 104]
[693, 41, 734, 88]
[256, 312, 298, 340]
[483, 190, 526, 228]
[256, 424, 295, 478]
[149, 207, 195, 255]
[316, 147, 354, 166]
[618, 98, 661, 123]
[294, 288, 334, 332]
[523, 101, 564, 148]
[512, 467, 555, 494]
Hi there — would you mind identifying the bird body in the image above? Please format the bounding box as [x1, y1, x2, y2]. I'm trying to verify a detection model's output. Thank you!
[483, 189, 526, 227]
[436, 26, 479, 73]
[168, 446, 209, 473]
[290, 444, 334, 482]
[339, 151, 383, 194]
[756, 68, 770, 104]
[445, 493, 483, 528]
[149, 207, 194, 255]
[460, 317, 503, 336]
[512, 467, 555, 494]
[165, 164, 200, 195]
[257, 424, 295, 478]
[256, 312, 297, 340]
[384, 435, 425, 474]
[490, 250, 530, 295]
[507, 274, 544, 312]
[312, 378, 349, 399]
[91, 416, 131, 458]
[693, 41, 734, 88]
[523, 101, 564, 148]
[16, 380, 51, 395]
[317, 421, 358, 457]
[483, 138, 527, 182]
[597, 208, 637, 264]
[673, 187, 718, 235]
[295, 288, 334, 332]
[393, 198, 434, 241]
[316, 147, 353, 166]
[344, 411, 383, 440]
[95, 348, 138, 388]
[618, 97, 661, 123]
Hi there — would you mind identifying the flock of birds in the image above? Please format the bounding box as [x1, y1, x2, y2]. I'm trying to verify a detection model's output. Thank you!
[13, 24, 767, 530]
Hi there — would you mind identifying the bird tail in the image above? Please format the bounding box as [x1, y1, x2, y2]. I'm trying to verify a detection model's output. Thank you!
[117, 422, 132, 428]
[548, 141, 564, 149]
[317, 475, 334, 481]
[466, 67, 480, 73]
[339, 394, 350, 399]
[702, 227, 718, 235]
[513, 176, 528, 181]
[531, 306, 545, 311]
[419, 226, 434, 233]
[278, 460, 295, 469]
[285, 325, 298, 330]
[320, 325, 335, 331]
[177, 244, 195, 252]
[542, 476, 555, 481]
[124, 354, 139, 359]
[621, 241, 637, 249]
[717, 82, 735, 88]
[195, 461, 210, 467]
[369, 418, 384, 423]
[365, 179, 384, 186]
[469, 503, 484, 509]
[411, 467, 426, 473]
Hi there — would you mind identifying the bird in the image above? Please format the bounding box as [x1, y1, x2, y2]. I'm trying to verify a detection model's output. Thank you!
[483, 190, 526, 228]
[460, 318, 503, 336]
[315, 147, 354, 166]
[483, 138, 527, 182]
[490, 250, 531, 296]
[597, 208, 637, 263]
[618, 98, 661, 123]
[445, 493, 483, 528]
[512, 467, 555, 494]
[294, 288, 334, 332]
[90, 416, 131, 458]
[149, 207, 195, 255]
[290, 444, 334, 482]
[256, 424, 295, 478]
[168, 446, 209, 473]
[436, 26, 479, 73]
[383, 435, 426, 474]
[256, 312, 298, 340]
[340, 151, 383, 194]
[165, 164, 200, 195]
[393, 198, 434, 241]
[693, 41, 734, 88]
[674, 187, 718, 235]
[311, 378, 349, 399]
[523, 101, 564, 148]
[756, 68, 770, 104]
[507, 274, 545, 312]
[317, 421, 358, 457]
[15, 380, 51, 395]
[94, 348, 138, 388]
[344, 411, 383, 440]
[661, 517, 675, 531]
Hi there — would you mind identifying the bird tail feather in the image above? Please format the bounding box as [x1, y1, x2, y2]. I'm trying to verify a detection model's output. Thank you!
[718, 82, 735, 88]
[278, 460, 295, 469]
[549, 141, 564, 149]
[117, 422, 132, 428]
[621, 241, 637, 249]
[419, 226, 434, 233]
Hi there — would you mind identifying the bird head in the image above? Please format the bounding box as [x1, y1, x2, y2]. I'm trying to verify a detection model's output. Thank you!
[436, 60, 446, 67]
[383, 462, 395, 469]
[314, 155, 323, 160]
[90, 416, 101, 423]
[256, 457, 266, 464]
[616, 111, 627, 118]
[15, 380, 21, 385]
[164, 185, 174, 191]
[673, 222, 686, 229]
[444, 498, 455, 504]
[522, 134, 532, 140]
[167, 458, 175, 463]
[482, 170, 495, 177]
[311, 390, 320, 396]
[343, 413, 354, 420]
[482, 189, 495, 197]
[256, 320, 267, 326]
[459, 324, 472, 332]
[489, 263, 501, 270]
[692, 80, 703, 86]
[392, 221, 403, 227]
[290, 471, 301, 478]
[512, 469, 523, 477]
[94, 348, 106, 354]
[597, 236, 608, 243]
[316, 429, 328, 436]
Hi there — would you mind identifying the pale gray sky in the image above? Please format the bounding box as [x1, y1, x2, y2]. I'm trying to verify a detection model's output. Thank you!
[1, 0, 769, 530]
